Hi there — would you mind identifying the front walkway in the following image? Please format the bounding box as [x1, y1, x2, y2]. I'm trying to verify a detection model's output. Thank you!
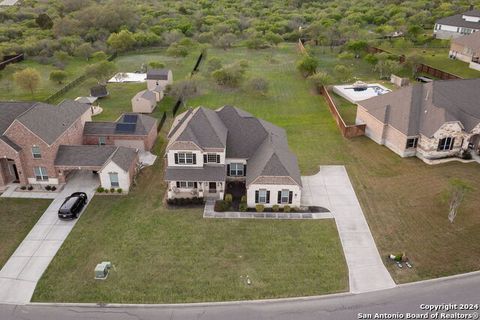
[301, 165, 396, 293]
[0, 171, 99, 305]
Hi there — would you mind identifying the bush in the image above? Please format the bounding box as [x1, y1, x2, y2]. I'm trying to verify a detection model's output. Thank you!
[117, 188, 123, 193]
[215, 200, 227, 212]
[283, 205, 291, 212]
[248, 77, 269, 95]
[255, 204, 265, 212]
[49, 70, 67, 84]
[51, 186, 56, 191]
[104, 189, 109, 193]
[240, 195, 247, 203]
[96, 187, 104, 193]
[109, 188, 115, 193]
[167, 197, 205, 206]
[459, 149, 472, 160]
[207, 57, 222, 72]
[20, 186, 26, 190]
[239, 202, 248, 212]
[224, 193, 233, 204]
[337, 52, 355, 60]
[272, 205, 280, 212]
[45, 185, 51, 191]
[27, 185, 33, 191]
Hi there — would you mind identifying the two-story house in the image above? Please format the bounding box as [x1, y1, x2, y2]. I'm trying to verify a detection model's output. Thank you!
[355, 78, 480, 162]
[434, 8, 480, 39]
[165, 106, 302, 208]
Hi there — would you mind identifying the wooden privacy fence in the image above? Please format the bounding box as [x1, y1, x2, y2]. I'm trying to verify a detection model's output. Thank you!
[158, 111, 167, 132]
[0, 53, 24, 70]
[320, 86, 366, 139]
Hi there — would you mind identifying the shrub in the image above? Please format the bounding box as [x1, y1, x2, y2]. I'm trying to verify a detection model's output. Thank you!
[104, 189, 109, 193]
[206, 57, 222, 72]
[27, 185, 33, 191]
[20, 186, 26, 190]
[239, 202, 248, 212]
[51, 186, 56, 191]
[224, 193, 233, 204]
[283, 205, 291, 212]
[296, 55, 319, 77]
[45, 185, 51, 191]
[240, 195, 247, 203]
[255, 204, 265, 212]
[337, 52, 355, 60]
[96, 187, 104, 193]
[272, 205, 280, 212]
[215, 200, 227, 212]
[248, 77, 269, 95]
[110, 188, 115, 193]
[49, 70, 67, 84]
[117, 188, 123, 193]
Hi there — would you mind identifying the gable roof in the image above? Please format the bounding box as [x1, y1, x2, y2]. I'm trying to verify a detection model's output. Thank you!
[359, 79, 480, 137]
[168, 106, 302, 187]
[452, 31, 480, 52]
[84, 113, 157, 136]
[0, 101, 36, 134]
[110, 146, 138, 171]
[133, 90, 156, 102]
[146, 69, 171, 80]
[463, 9, 480, 17]
[90, 84, 108, 97]
[13, 100, 90, 145]
[436, 12, 480, 29]
[0, 135, 21, 152]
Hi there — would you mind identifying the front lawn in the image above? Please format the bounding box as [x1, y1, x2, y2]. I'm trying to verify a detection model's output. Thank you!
[32, 135, 348, 303]
[0, 198, 51, 268]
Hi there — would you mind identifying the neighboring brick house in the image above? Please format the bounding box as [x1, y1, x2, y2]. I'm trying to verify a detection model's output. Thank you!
[356, 79, 480, 162]
[434, 8, 480, 39]
[165, 106, 302, 208]
[0, 101, 152, 192]
[83, 113, 158, 151]
[449, 31, 480, 71]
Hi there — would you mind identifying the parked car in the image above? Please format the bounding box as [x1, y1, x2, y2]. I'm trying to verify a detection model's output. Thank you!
[58, 192, 88, 219]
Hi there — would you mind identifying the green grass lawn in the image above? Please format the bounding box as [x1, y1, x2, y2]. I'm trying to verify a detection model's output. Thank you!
[0, 198, 51, 268]
[379, 45, 480, 79]
[329, 91, 357, 125]
[0, 57, 93, 101]
[32, 133, 348, 303]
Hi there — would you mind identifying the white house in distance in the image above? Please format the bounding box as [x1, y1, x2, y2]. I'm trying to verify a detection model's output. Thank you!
[434, 7, 480, 39]
[146, 69, 173, 91]
[164, 106, 302, 208]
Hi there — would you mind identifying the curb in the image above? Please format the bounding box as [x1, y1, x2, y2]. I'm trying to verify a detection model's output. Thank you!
[397, 269, 480, 288]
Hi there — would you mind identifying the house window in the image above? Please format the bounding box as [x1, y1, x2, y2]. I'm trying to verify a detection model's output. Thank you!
[175, 152, 196, 165]
[32, 146, 41, 159]
[207, 153, 219, 163]
[34, 167, 48, 181]
[438, 137, 455, 151]
[258, 189, 267, 203]
[280, 190, 290, 204]
[177, 181, 196, 188]
[98, 137, 106, 145]
[406, 138, 418, 149]
[109, 172, 119, 187]
[229, 163, 244, 176]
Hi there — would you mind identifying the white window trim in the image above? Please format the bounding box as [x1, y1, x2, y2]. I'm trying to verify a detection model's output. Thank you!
[178, 152, 194, 164]
[32, 146, 41, 159]
[438, 137, 454, 151]
[280, 189, 290, 204]
[230, 163, 244, 176]
[207, 153, 217, 163]
[109, 172, 119, 187]
[34, 167, 48, 181]
[258, 189, 267, 204]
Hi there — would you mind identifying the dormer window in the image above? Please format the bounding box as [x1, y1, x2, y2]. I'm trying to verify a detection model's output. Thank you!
[204, 153, 220, 164]
[175, 152, 196, 165]
[32, 146, 41, 159]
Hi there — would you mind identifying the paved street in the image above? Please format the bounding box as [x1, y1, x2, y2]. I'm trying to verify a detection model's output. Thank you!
[0, 171, 99, 305]
[301, 165, 396, 293]
[0, 272, 479, 320]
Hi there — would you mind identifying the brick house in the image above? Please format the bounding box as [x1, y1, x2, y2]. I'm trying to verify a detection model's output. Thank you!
[355, 79, 480, 162]
[449, 31, 480, 71]
[0, 101, 156, 191]
[165, 106, 302, 208]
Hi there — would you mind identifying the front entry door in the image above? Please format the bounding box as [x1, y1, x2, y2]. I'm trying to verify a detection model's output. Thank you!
[209, 182, 217, 193]
[12, 164, 19, 182]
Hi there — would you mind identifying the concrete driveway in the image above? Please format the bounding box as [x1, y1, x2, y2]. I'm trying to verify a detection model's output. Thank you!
[0, 171, 99, 305]
[301, 166, 396, 293]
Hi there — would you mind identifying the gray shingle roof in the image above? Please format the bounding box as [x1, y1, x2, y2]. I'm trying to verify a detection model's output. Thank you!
[359, 79, 480, 137]
[16, 100, 90, 145]
[436, 12, 480, 30]
[146, 69, 171, 80]
[452, 31, 480, 52]
[133, 90, 156, 102]
[90, 84, 108, 97]
[54, 145, 117, 168]
[165, 165, 226, 182]
[0, 135, 21, 152]
[0, 101, 36, 134]
[110, 146, 138, 171]
[84, 113, 157, 136]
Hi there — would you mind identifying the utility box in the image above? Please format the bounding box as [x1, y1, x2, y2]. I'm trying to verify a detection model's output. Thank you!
[94, 261, 112, 280]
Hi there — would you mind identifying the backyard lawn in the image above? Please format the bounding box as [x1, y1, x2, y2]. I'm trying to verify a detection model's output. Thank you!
[0, 198, 51, 268]
[329, 91, 357, 125]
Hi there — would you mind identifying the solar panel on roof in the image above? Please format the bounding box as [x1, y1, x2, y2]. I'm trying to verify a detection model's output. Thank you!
[115, 123, 136, 133]
[123, 114, 138, 123]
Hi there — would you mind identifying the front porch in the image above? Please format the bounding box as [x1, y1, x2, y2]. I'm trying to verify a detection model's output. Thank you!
[167, 181, 225, 200]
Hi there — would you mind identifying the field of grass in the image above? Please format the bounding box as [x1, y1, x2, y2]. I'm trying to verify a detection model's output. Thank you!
[329, 91, 357, 125]
[379, 44, 480, 79]
[0, 198, 51, 268]
[0, 57, 93, 101]
[32, 131, 348, 303]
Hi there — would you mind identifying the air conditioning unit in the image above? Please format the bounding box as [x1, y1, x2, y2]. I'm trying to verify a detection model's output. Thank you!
[94, 261, 112, 280]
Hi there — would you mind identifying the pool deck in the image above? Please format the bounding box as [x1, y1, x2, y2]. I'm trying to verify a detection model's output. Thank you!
[333, 83, 391, 103]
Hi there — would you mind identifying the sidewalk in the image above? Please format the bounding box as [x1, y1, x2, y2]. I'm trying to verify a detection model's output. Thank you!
[0, 171, 99, 305]
[301, 165, 396, 293]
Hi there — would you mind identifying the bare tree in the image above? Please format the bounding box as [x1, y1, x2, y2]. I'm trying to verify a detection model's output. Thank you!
[447, 178, 473, 223]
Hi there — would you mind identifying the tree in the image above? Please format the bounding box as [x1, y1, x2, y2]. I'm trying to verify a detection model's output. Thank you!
[215, 33, 237, 50]
[346, 40, 368, 56]
[91, 51, 108, 61]
[36, 13, 53, 29]
[14, 68, 40, 97]
[75, 43, 94, 60]
[166, 41, 190, 57]
[296, 55, 319, 77]
[206, 57, 222, 73]
[149, 61, 165, 69]
[308, 71, 333, 89]
[245, 35, 270, 49]
[446, 179, 473, 223]
[49, 70, 68, 84]
[166, 79, 200, 105]
[265, 32, 283, 46]
[406, 54, 423, 77]
[107, 30, 136, 52]
[406, 25, 422, 43]
[211, 61, 247, 87]
[374, 59, 401, 79]
[248, 77, 269, 95]
[85, 61, 116, 83]
[334, 65, 353, 83]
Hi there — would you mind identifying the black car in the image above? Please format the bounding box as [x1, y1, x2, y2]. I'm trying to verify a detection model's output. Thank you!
[58, 192, 88, 219]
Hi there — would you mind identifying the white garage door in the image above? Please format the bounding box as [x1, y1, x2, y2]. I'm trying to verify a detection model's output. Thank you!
[114, 140, 145, 151]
